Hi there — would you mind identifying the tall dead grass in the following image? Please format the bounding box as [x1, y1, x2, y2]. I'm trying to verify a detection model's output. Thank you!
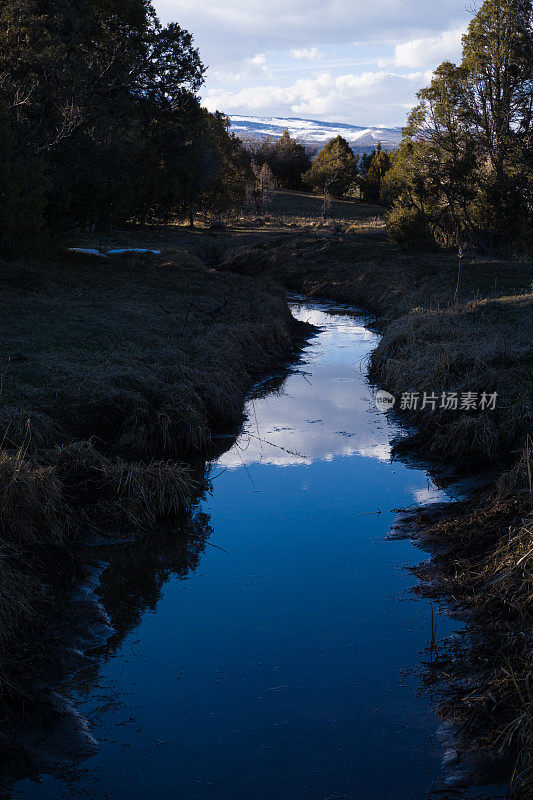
[0, 449, 66, 545]
[52, 440, 196, 526]
[414, 451, 532, 797]
[369, 295, 533, 465]
[0, 248, 305, 699]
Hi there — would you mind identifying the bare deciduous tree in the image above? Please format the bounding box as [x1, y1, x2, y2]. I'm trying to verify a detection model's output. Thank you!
[248, 163, 275, 214]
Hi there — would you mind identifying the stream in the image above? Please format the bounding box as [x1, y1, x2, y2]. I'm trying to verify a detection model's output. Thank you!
[16, 300, 462, 799]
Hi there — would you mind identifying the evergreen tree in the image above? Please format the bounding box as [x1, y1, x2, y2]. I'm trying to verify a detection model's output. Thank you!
[388, 0, 532, 251]
[270, 130, 312, 189]
[302, 136, 359, 199]
[245, 130, 312, 189]
[359, 143, 392, 203]
[0, 0, 249, 245]
[180, 111, 253, 225]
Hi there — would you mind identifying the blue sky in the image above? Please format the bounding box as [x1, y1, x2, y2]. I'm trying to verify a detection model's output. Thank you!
[154, 1, 475, 126]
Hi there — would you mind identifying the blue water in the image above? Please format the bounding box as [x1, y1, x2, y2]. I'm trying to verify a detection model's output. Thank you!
[16, 302, 457, 799]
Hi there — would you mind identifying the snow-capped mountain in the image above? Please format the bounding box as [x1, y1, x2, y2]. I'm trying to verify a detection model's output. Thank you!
[229, 115, 402, 153]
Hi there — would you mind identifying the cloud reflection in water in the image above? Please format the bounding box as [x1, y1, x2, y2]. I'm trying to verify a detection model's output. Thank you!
[217, 305, 393, 469]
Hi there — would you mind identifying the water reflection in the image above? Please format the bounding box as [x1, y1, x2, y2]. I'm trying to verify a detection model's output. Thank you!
[81, 512, 213, 672]
[0, 512, 214, 794]
[218, 304, 392, 469]
[13, 301, 459, 800]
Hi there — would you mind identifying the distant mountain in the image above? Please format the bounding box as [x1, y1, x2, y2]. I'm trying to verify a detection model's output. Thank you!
[228, 115, 402, 153]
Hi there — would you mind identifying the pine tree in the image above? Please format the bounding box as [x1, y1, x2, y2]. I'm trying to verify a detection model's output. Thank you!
[270, 130, 312, 189]
[359, 143, 392, 203]
[0, 0, 246, 243]
[246, 130, 311, 189]
[302, 136, 359, 199]
[387, 0, 532, 251]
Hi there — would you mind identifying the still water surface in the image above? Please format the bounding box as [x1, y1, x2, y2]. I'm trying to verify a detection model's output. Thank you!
[17, 302, 456, 799]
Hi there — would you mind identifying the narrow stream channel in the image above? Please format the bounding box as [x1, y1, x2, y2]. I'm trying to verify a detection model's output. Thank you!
[16, 301, 459, 800]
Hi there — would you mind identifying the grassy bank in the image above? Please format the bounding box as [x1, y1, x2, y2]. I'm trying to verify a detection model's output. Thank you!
[2, 190, 531, 794]
[219, 191, 533, 796]
[0, 242, 307, 697]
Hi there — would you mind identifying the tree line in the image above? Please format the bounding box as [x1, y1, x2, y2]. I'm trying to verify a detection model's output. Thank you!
[266, 0, 532, 254]
[2, 0, 530, 254]
[0, 0, 256, 247]
[243, 132, 392, 207]
[0, 0, 383, 246]
[249, 0, 532, 254]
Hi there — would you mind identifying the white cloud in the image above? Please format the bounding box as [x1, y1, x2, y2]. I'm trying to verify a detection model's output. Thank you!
[290, 47, 324, 61]
[154, 1, 471, 125]
[155, 1, 469, 62]
[246, 52, 268, 70]
[209, 52, 271, 85]
[378, 25, 466, 69]
[204, 69, 433, 124]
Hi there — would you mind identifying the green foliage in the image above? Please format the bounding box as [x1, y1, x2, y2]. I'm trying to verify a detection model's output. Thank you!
[302, 136, 359, 198]
[386, 206, 432, 250]
[359, 143, 392, 203]
[270, 131, 312, 189]
[0, 0, 250, 247]
[387, 0, 533, 253]
[181, 111, 253, 224]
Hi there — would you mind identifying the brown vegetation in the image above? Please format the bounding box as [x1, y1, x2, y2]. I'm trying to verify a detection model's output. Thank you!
[0, 239, 306, 696]
[412, 458, 532, 798]
[1, 187, 530, 793]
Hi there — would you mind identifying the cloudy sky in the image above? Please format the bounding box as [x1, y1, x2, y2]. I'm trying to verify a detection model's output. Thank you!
[154, 1, 474, 127]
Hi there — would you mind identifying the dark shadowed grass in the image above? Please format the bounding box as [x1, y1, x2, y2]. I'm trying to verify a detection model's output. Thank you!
[412, 453, 532, 799]
[369, 294, 533, 465]
[0, 244, 307, 696]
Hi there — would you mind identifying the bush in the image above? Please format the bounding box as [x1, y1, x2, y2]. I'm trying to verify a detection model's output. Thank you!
[386, 206, 432, 250]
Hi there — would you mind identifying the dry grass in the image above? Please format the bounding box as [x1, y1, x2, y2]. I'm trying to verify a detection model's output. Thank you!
[267, 189, 384, 221]
[222, 234, 531, 318]
[52, 440, 196, 527]
[369, 294, 533, 464]
[0, 407, 65, 453]
[0, 237, 305, 697]
[412, 452, 532, 798]
[0, 449, 66, 546]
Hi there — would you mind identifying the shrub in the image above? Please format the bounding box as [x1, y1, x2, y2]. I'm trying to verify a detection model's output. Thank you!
[386, 206, 432, 250]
